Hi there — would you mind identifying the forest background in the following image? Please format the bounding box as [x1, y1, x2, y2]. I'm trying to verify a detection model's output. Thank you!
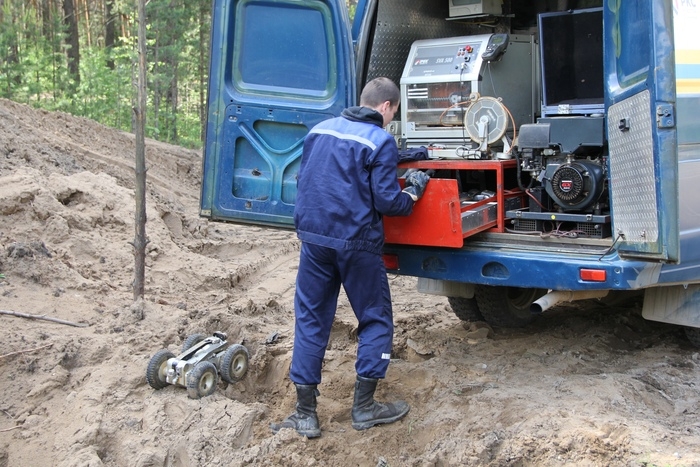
[0, 0, 358, 149]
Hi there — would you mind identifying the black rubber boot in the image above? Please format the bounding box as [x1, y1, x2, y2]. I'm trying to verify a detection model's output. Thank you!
[270, 384, 321, 438]
[351, 375, 410, 430]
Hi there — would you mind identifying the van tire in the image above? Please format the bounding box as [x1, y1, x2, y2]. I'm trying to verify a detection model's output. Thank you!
[447, 296, 484, 322]
[475, 285, 547, 328]
[684, 327, 700, 348]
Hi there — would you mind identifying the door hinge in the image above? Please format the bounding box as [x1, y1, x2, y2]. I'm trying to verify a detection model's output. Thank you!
[656, 103, 675, 129]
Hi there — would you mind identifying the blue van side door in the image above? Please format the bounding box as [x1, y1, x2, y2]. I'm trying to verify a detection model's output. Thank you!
[604, 0, 680, 262]
[200, 0, 355, 228]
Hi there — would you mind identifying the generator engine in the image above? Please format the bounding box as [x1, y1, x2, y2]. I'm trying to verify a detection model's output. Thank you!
[517, 116, 608, 213]
[544, 160, 606, 211]
[503, 8, 611, 237]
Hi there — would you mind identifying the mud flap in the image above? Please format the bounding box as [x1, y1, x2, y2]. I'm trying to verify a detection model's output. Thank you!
[642, 285, 700, 327]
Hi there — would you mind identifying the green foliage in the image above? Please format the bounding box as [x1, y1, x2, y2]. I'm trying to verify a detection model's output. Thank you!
[0, 0, 210, 149]
[347, 0, 357, 21]
[0, 0, 27, 100]
[75, 46, 132, 128]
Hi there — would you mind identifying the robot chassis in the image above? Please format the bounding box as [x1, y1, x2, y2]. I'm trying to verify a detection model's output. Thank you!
[146, 331, 250, 399]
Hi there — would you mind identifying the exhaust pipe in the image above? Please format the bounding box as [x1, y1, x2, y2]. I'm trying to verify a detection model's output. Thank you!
[530, 290, 609, 314]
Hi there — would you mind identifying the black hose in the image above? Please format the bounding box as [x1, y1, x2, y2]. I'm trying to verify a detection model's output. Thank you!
[513, 147, 533, 192]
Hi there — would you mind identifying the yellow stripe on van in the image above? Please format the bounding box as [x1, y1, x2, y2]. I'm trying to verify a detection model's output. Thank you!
[675, 49, 700, 64]
[677, 79, 700, 94]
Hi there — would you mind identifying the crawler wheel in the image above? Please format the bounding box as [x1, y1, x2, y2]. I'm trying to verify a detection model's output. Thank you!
[182, 333, 207, 352]
[187, 361, 218, 399]
[146, 349, 175, 390]
[220, 344, 250, 383]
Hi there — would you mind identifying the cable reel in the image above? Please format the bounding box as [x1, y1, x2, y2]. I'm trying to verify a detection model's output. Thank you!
[464, 95, 510, 156]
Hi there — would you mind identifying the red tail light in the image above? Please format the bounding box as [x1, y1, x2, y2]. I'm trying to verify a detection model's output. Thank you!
[383, 254, 399, 270]
[580, 268, 606, 282]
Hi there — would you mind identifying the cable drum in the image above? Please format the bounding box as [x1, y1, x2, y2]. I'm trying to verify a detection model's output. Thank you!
[464, 96, 509, 144]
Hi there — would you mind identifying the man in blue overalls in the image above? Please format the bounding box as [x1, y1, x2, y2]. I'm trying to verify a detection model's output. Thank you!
[271, 77, 430, 438]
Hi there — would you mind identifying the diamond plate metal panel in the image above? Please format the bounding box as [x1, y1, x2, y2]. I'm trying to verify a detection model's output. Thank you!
[366, 0, 487, 85]
[607, 90, 658, 244]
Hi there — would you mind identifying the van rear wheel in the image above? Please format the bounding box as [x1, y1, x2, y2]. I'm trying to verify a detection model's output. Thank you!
[475, 285, 547, 328]
[447, 296, 484, 322]
[684, 327, 700, 348]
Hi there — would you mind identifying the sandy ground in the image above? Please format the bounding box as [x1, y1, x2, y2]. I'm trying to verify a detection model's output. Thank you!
[1, 98, 700, 467]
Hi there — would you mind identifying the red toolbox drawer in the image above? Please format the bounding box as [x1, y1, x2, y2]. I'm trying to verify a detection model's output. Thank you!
[384, 159, 522, 248]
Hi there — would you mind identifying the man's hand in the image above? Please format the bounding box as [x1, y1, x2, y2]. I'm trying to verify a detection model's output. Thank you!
[402, 170, 430, 201]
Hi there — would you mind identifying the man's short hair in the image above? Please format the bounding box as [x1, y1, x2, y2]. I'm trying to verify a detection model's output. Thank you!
[359, 77, 400, 108]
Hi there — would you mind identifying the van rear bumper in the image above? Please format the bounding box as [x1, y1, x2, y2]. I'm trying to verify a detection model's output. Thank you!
[382, 242, 660, 291]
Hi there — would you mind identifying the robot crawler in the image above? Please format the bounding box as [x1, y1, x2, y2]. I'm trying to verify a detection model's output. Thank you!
[146, 332, 249, 399]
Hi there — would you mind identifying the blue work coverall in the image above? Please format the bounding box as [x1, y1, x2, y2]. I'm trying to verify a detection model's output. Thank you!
[291, 106, 415, 385]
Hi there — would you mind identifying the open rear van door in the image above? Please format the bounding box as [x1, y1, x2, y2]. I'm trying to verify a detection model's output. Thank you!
[200, 0, 355, 228]
[605, 0, 680, 262]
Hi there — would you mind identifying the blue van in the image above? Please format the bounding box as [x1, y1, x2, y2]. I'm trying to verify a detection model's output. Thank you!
[200, 0, 700, 344]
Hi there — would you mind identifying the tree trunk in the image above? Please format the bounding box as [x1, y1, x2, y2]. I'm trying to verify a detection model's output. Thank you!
[105, 0, 116, 69]
[133, 0, 148, 301]
[168, 62, 178, 143]
[153, 40, 160, 137]
[62, 0, 80, 86]
[78, 0, 92, 48]
[41, 0, 51, 38]
[2, 0, 22, 89]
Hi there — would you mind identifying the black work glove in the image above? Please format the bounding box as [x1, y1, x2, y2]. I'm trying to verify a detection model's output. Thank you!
[402, 170, 430, 201]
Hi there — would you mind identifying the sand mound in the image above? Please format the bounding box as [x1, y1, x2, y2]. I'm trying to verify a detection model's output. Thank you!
[1, 98, 699, 466]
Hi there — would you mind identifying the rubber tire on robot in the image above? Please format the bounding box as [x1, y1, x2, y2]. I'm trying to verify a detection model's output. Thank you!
[475, 285, 547, 328]
[187, 361, 219, 399]
[447, 296, 484, 322]
[182, 333, 207, 353]
[220, 344, 250, 383]
[146, 349, 175, 390]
